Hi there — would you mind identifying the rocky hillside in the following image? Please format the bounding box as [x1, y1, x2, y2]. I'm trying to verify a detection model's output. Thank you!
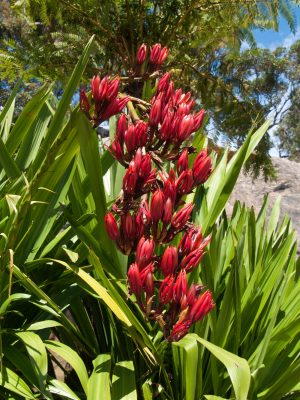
[227, 157, 300, 247]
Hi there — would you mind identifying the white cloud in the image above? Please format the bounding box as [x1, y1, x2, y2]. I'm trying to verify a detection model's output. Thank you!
[282, 27, 300, 48]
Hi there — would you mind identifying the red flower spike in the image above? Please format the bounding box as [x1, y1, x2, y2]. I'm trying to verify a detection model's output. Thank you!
[168, 319, 192, 342]
[128, 263, 143, 297]
[159, 275, 174, 304]
[79, 89, 90, 114]
[171, 203, 194, 230]
[161, 246, 178, 276]
[136, 237, 155, 270]
[149, 98, 162, 127]
[136, 43, 147, 65]
[180, 248, 205, 273]
[150, 190, 165, 222]
[192, 150, 212, 185]
[162, 197, 173, 225]
[104, 212, 119, 241]
[123, 161, 138, 195]
[150, 43, 162, 64]
[193, 109, 205, 131]
[173, 270, 188, 303]
[188, 290, 214, 323]
[177, 149, 189, 174]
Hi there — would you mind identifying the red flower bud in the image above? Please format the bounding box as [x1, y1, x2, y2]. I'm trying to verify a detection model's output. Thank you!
[150, 190, 165, 222]
[123, 161, 138, 195]
[136, 237, 155, 270]
[173, 270, 188, 303]
[150, 43, 162, 64]
[100, 97, 130, 121]
[188, 290, 214, 323]
[159, 275, 174, 304]
[104, 212, 119, 241]
[159, 110, 173, 141]
[163, 172, 176, 204]
[180, 248, 205, 273]
[124, 124, 137, 153]
[177, 149, 189, 174]
[121, 213, 136, 239]
[134, 148, 143, 170]
[145, 271, 154, 298]
[162, 197, 173, 224]
[157, 46, 169, 66]
[110, 138, 124, 162]
[139, 154, 152, 179]
[136, 43, 147, 64]
[171, 203, 194, 230]
[149, 98, 162, 127]
[135, 120, 148, 147]
[139, 262, 154, 284]
[117, 114, 127, 144]
[193, 109, 205, 131]
[128, 263, 143, 297]
[107, 77, 120, 101]
[161, 246, 178, 276]
[178, 115, 194, 141]
[192, 150, 212, 185]
[178, 229, 193, 256]
[168, 319, 192, 342]
[157, 72, 171, 93]
[91, 76, 101, 102]
[176, 170, 194, 195]
[137, 200, 152, 228]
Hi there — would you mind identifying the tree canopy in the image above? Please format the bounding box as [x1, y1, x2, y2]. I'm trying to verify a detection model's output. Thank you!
[1, 0, 300, 175]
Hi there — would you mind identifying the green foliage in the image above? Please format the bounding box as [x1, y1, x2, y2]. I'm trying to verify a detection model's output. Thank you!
[1, 0, 300, 176]
[0, 37, 298, 400]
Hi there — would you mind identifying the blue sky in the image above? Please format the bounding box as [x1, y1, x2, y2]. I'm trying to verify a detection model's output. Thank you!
[249, 7, 300, 156]
[253, 6, 300, 49]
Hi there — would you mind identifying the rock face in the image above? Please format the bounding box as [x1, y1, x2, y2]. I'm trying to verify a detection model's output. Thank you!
[226, 157, 300, 245]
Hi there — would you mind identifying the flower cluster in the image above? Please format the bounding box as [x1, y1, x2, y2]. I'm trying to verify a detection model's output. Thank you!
[102, 44, 215, 341]
[80, 76, 130, 127]
[136, 43, 169, 69]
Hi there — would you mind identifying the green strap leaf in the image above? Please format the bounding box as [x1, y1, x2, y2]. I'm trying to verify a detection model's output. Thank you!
[192, 334, 251, 400]
[45, 340, 89, 395]
[87, 354, 111, 400]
